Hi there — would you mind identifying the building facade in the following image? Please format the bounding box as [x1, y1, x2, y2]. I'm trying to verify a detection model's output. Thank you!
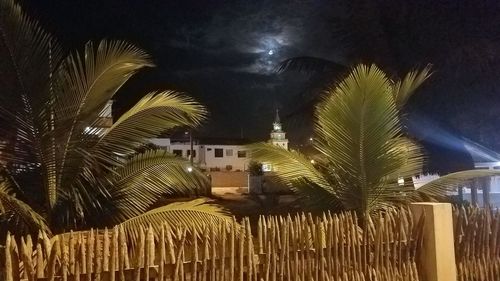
[150, 137, 251, 171]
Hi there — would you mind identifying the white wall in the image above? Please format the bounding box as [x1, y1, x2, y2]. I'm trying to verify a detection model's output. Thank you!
[200, 145, 249, 171]
[149, 138, 250, 171]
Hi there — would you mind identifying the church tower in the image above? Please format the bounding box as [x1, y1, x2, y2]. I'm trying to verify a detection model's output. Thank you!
[269, 110, 288, 150]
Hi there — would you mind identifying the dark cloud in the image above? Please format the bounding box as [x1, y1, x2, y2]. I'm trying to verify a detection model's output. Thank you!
[22, 0, 500, 151]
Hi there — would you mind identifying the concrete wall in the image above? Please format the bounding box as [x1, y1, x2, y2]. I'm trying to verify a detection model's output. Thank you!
[209, 171, 248, 188]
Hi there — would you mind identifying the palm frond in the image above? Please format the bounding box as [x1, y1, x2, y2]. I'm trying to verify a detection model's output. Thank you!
[102, 150, 209, 225]
[118, 198, 232, 246]
[0, 0, 63, 210]
[412, 170, 500, 200]
[55, 41, 154, 199]
[276, 56, 346, 74]
[392, 64, 432, 109]
[0, 181, 51, 236]
[248, 142, 331, 191]
[0, 0, 62, 112]
[91, 91, 207, 166]
[315, 65, 400, 183]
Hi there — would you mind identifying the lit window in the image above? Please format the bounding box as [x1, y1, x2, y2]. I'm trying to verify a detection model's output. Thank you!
[398, 177, 405, 186]
[226, 149, 233, 156]
[262, 163, 272, 172]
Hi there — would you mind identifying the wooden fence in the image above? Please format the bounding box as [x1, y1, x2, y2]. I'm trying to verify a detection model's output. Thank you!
[3, 208, 423, 281]
[453, 207, 500, 281]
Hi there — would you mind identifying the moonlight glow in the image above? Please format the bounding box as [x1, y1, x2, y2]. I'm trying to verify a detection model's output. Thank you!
[268, 49, 274, 55]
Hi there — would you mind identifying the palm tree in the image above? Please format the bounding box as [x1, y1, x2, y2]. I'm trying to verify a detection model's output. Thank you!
[249, 64, 499, 216]
[0, 0, 231, 239]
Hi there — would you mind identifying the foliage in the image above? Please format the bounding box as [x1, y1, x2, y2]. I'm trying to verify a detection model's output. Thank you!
[0, 0, 231, 238]
[249, 64, 500, 216]
[247, 160, 263, 176]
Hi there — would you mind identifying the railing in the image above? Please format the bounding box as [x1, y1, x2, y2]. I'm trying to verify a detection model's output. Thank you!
[3, 208, 423, 281]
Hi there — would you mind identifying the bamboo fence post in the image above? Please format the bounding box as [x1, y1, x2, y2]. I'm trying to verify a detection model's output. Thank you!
[160, 225, 166, 281]
[192, 226, 199, 281]
[118, 226, 126, 281]
[279, 218, 286, 281]
[109, 226, 118, 281]
[211, 224, 217, 281]
[145, 225, 155, 281]
[173, 229, 186, 281]
[258, 216, 263, 255]
[20, 236, 35, 281]
[5, 234, 13, 281]
[245, 218, 254, 281]
[264, 241, 271, 281]
[220, 224, 226, 281]
[95, 229, 102, 281]
[103, 228, 109, 273]
[134, 227, 145, 281]
[230, 218, 236, 281]
[60, 235, 68, 281]
[86, 230, 93, 281]
[270, 218, 276, 281]
[36, 232, 45, 278]
[166, 225, 176, 265]
[202, 228, 209, 281]
[47, 238, 59, 281]
[239, 219, 245, 281]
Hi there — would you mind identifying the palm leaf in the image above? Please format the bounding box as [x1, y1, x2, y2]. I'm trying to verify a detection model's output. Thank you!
[276, 56, 346, 74]
[392, 64, 432, 109]
[0, 0, 64, 210]
[56, 40, 154, 203]
[102, 150, 209, 225]
[91, 91, 207, 167]
[118, 198, 232, 246]
[248, 142, 331, 190]
[314, 64, 409, 214]
[412, 170, 500, 200]
[0, 181, 51, 236]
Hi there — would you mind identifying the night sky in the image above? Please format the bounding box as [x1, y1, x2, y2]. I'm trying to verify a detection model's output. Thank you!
[21, 0, 500, 154]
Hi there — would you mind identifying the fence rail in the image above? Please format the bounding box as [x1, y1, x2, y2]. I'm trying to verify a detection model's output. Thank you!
[454, 207, 500, 281]
[4, 208, 423, 281]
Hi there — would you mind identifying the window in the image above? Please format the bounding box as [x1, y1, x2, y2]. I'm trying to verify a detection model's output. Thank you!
[214, 148, 224, 158]
[172, 149, 182, 157]
[187, 149, 196, 158]
[237, 150, 247, 158]
[226, 149, 233, 156]
[262, 163, 272, 172]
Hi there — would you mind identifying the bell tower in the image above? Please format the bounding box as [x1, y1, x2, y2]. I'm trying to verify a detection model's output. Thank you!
[269, 109, 288, 150]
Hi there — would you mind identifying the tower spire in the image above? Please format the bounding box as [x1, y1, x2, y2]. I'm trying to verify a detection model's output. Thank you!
[269, 109, 288, 150]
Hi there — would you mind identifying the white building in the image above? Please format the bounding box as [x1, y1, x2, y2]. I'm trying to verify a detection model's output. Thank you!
[150, 110, 289, 172]
[150, 137, 251, 171]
